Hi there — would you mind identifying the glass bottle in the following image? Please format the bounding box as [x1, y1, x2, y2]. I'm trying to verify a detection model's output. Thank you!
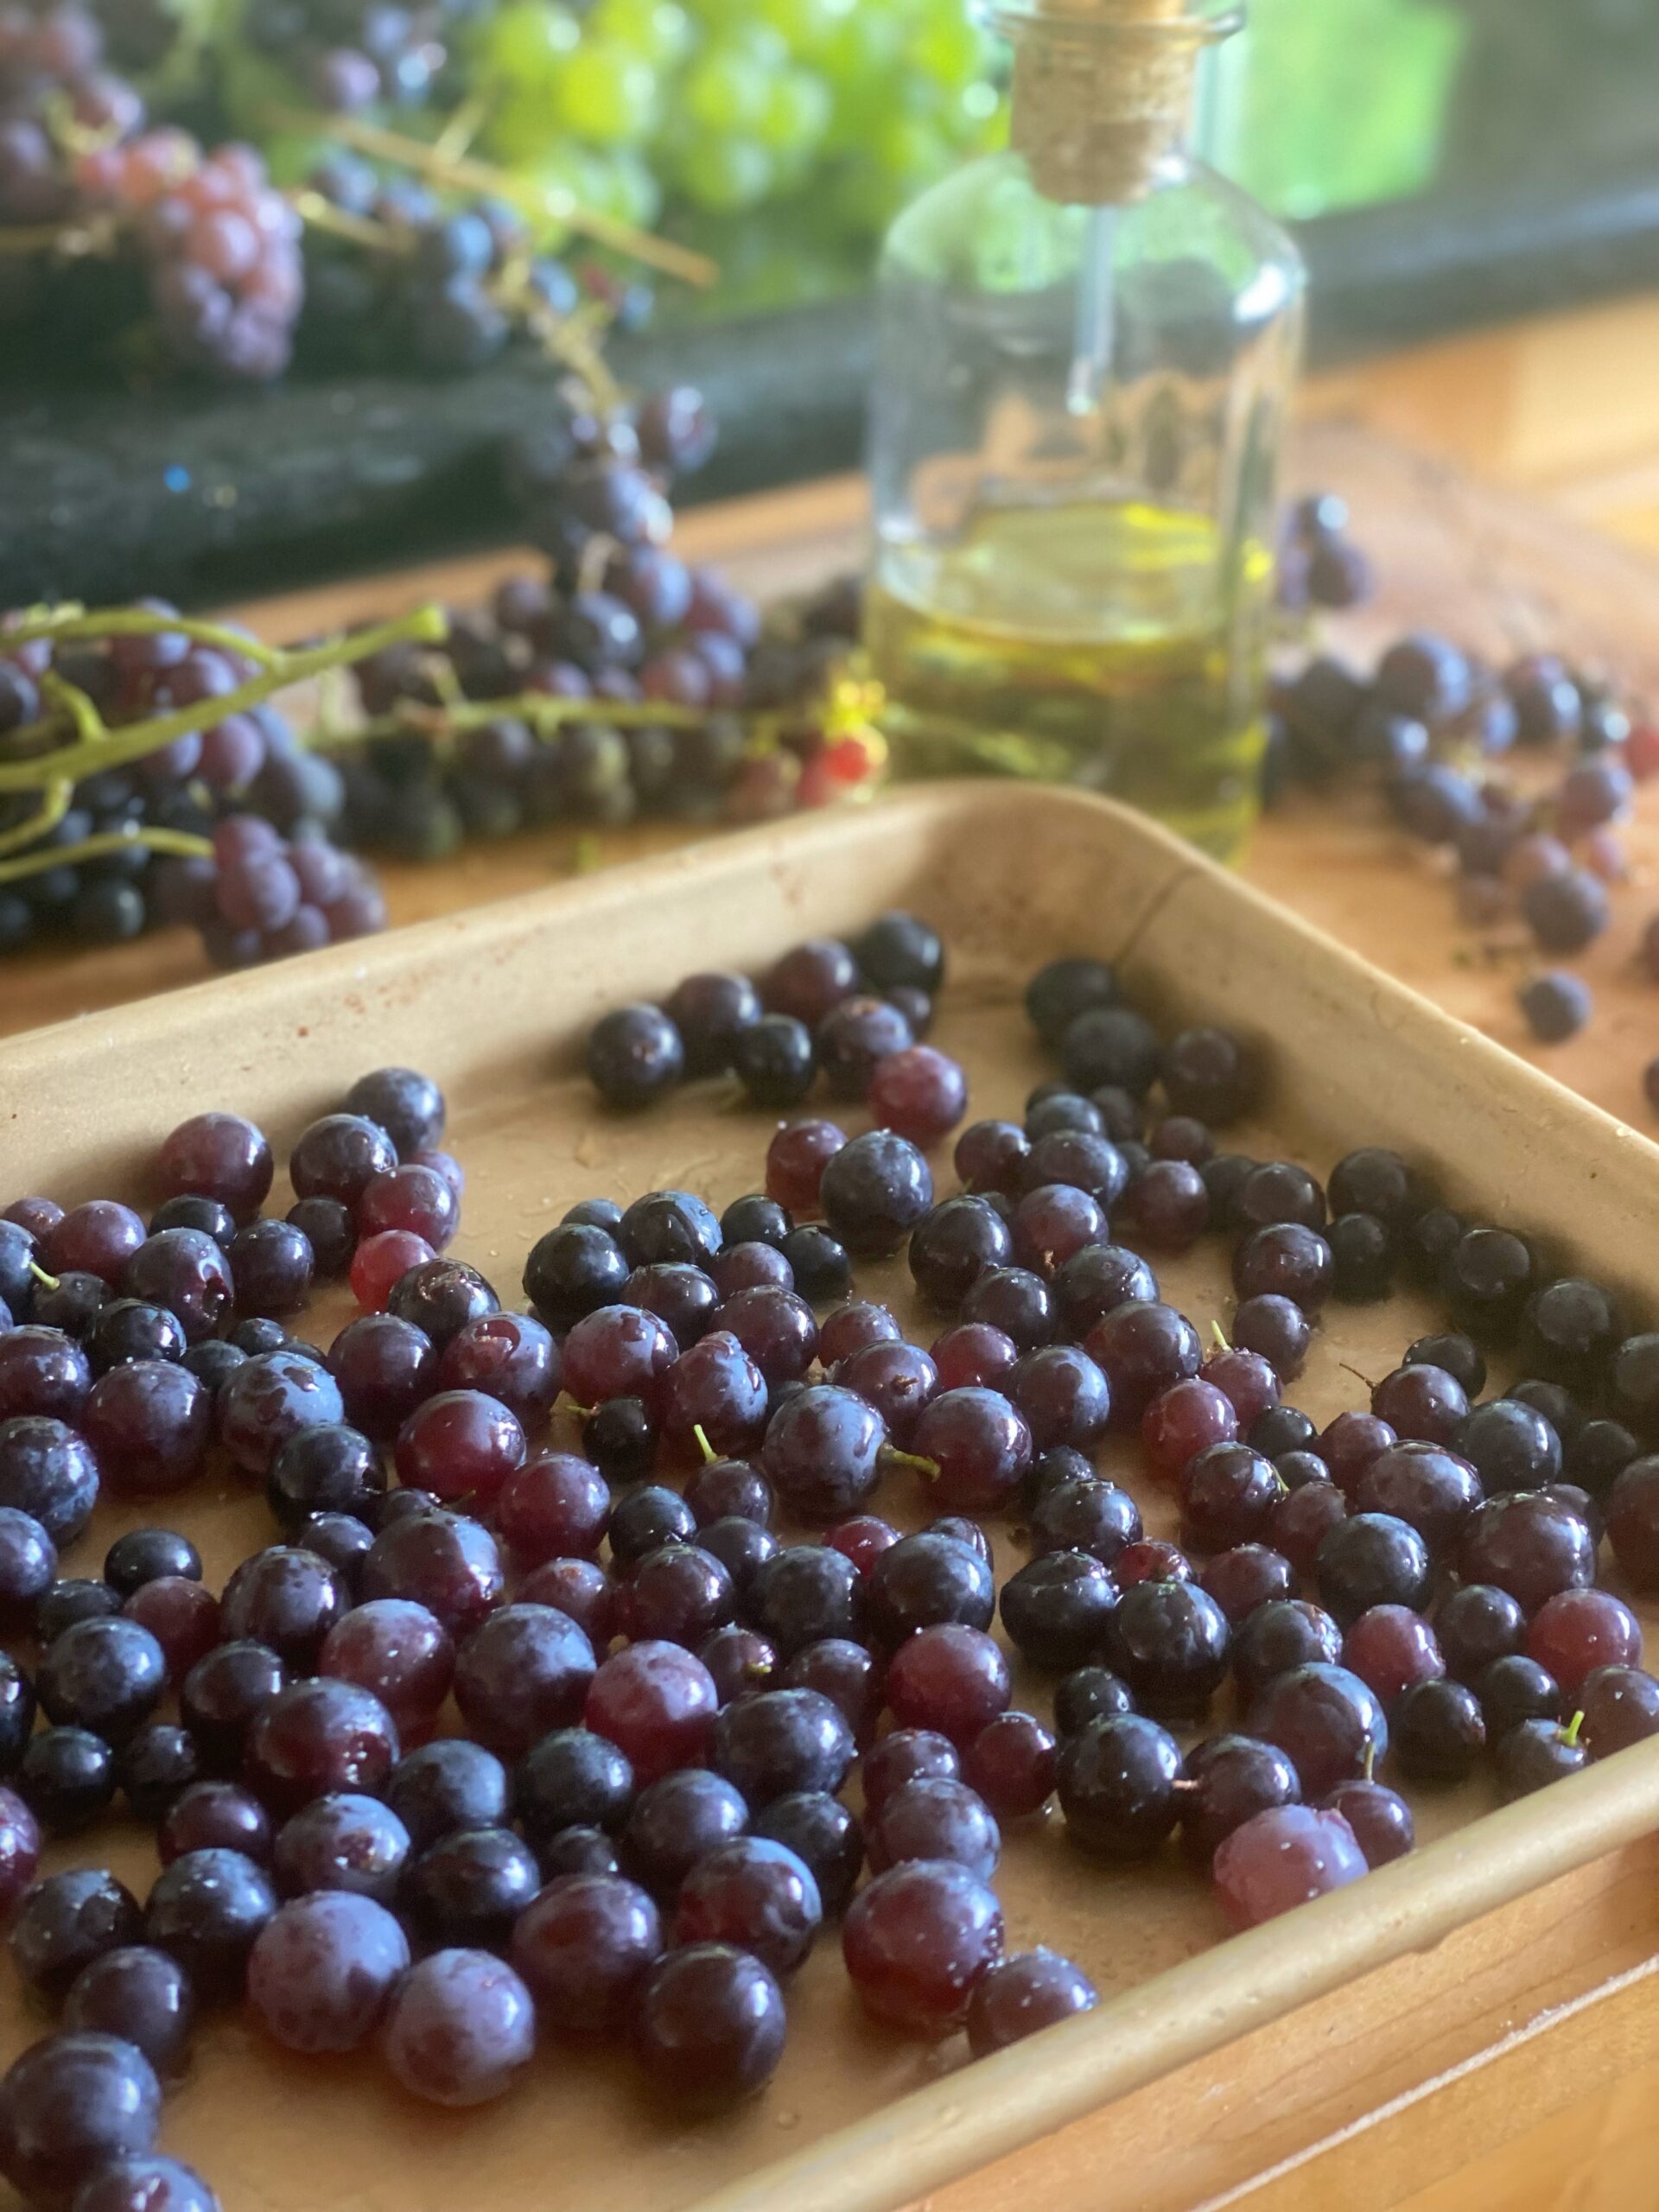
[863, 0, 1306, 862]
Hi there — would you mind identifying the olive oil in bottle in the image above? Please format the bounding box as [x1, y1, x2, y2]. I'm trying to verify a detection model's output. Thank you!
[865, 0, 1304, 864]
[864, 498, 1275, 861]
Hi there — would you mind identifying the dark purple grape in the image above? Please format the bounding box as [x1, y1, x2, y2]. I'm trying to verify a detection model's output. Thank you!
[385, 1739, 509, 1853]
[381, 1948, 535, 2105]
[271, 1792, 410, 1903]
[1247, 1662, 1388, 1796]
[63, 1946, 194, 2081]
[632, 1942, 786, 2107]
[143, 1847, 277, 1997]
[10, 1868, 141, 1999]
[712, 1688, 855, 1807]
[1179, 1733, 1300, 1866]
[0, 2032, 162, 2206]
[867, 1532, 992, 1647]
[1057, 1713, 1182, 1858]
[752, 1791, 862, 1916]
[404, 1826, 539, 1948]
[1000, 1550, 1116, 1673]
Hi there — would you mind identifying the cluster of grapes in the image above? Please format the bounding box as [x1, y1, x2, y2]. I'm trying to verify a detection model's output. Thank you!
[0, 1, 671, 390]
[0, 3, 306, 380]
[239, 0, 479, 115]
[1268, 616, 1659, 1096]
[157, 817, 386, 973]
[1, 921, 1658, 2201]
[454, 0, 1003, 244]
[331, 393, 874, 855]
[296, 151, 607, 378]
[83, 135, 305, 384]
[0, 599, 403, 968]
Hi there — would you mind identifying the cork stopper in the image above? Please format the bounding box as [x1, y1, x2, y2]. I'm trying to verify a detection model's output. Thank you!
[1001, 0, 1236, 206]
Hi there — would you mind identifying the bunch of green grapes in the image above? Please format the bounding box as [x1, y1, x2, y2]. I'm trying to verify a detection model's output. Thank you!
[472, 0, 1005, 243]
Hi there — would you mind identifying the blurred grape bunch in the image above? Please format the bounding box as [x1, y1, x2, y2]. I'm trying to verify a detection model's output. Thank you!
[468, 0, 1007, 242]
[215, 0, 483, 117]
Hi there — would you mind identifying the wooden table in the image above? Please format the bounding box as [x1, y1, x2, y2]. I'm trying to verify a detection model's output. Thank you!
[8, 300, 1659, 2209]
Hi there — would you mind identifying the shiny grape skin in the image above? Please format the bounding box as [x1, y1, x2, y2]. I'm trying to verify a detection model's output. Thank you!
[632, 1942, 787, 2107]
[62, 1946, 195, 2081]
[510, 1872, 662, 2032]
[270, 1793, 410, 1904]
[143, 1848, 277, 1999]
[1247, 1663, 1389, 1797]
[842, 1860, 1004, 2034]
[385, 1741, 509, 1853]
[10, 1868, 142, 2000]
[1212, 1804, 1368, 1929]
[243, 1681, 400, 1818]
[673, 1836, 823, 1977]
[620, 1769, 749, 1899]
[0, 2031, 162, 2207]
[1057, 1713, 1183, 1859]
[868, 1778, 1000, 1884]
[966, 1947, 1098, 2056]
[452, 1604, 596, 1758]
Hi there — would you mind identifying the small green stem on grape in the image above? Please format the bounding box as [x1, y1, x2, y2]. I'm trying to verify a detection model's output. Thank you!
[0, 605, 448, 795]
[1561, 1709, 1586, 1749]
[557, 1393, 596, 1421]
[692, 1424, 718, 1465]
[0, 826, 212, 885]
[880, 1447, 938, 1478]
[1362, 1740, 1376, 1783]
[1209, 1320, 1230, 1352]
[27, 1262, 59, 1292]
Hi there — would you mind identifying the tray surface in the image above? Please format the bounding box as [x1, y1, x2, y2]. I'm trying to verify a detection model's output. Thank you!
[3, 785, 1658, 2212]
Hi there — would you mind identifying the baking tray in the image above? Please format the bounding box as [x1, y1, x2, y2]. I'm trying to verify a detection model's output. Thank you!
[5, 782, 1659, 2212]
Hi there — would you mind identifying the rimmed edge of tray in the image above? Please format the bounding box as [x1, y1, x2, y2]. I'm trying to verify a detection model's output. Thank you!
[693, 1744, 1659, 2212]
[6, 781, 1659, 2210]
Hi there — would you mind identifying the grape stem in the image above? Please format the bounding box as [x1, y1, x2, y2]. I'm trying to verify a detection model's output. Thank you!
[0, 780, 72, 859]
[263, 105, 720, 289]
[0, 825, 213, 886]
[0, 604, 448, 794]
[880, 1447, 938, 1479]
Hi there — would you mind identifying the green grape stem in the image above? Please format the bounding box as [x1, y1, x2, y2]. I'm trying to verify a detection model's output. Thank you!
[0, 779, 73, 860]
[0, 603, 448, 795]
[333, 688, 714, 750]
[0, 824, 213, 887]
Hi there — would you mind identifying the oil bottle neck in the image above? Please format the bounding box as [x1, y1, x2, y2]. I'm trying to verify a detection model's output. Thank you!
[1001, 3, 1241, 206]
